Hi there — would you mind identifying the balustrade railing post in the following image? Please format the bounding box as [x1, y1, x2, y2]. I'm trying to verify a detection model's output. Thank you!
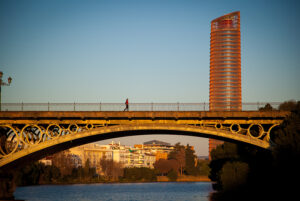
[9, 101, 285, 112]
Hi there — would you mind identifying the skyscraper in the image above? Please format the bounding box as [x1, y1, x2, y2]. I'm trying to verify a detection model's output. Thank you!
[209, 11, 241, 158]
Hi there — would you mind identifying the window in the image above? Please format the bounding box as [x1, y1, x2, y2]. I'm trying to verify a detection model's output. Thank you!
[220, 30, 238, 34]
[220, 34, 237, 37]
[221, 45, 238, 48]
[218, 57, 238, 60]
[219, 60, 237, 63]
[220, 42, 237, 45]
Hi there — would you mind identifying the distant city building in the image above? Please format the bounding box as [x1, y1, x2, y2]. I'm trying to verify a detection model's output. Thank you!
[68, 141, 158, 174]
[135, 140, 174, 161]
[144, 140, 171, 146]
[42, 140, 180, 174]
[209, 11, 242, 159]
[69, 143, 108, 174]
[69, 154, 82, 168]
[39, 156, 52, 166]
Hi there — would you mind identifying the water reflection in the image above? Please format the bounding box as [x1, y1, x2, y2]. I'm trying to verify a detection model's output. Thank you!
[15, 182, 213, 201]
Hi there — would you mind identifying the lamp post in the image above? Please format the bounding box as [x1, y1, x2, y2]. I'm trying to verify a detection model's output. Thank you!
[0, 71, 12, 111]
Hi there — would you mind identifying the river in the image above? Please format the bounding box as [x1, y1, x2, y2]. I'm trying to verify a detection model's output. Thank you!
[14, 182, 213, 201]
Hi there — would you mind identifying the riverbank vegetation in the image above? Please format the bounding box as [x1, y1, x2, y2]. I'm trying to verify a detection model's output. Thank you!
[15, 143, 210, 186]
[210, 100, 300, 201]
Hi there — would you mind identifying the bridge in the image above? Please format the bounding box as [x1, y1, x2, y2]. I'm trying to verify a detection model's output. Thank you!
[0, 102, 289, 171]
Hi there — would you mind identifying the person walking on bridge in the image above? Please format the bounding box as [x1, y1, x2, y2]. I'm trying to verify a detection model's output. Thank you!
[124, 98, 129, 111]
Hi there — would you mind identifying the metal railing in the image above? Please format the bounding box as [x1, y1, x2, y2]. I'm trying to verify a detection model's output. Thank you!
[0, 102, 282, 111]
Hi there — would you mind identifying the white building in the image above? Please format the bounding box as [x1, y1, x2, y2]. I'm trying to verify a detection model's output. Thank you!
[67, 141, 157, 174]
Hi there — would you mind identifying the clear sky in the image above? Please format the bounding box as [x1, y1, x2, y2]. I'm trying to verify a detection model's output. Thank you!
[1, 0, 299, 156]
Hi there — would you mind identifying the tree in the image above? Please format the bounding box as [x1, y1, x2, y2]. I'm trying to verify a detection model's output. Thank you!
[167, 169, 178, 181]
[52, 150, 73, 176]
[154, 159, 179, 176]
[15, 162, 61, 186]
[278, 100, 298, 111]
[84, 159, 95, 179]
[259, 103, 273, 111]
[99, 158, 123, 181]
[185, 144, 197, 175]
[154, 159, 170, 175]
[196, 159, 210, 176]
[220, 161, 249, 192]
[270, 101, 300, 199]
[123, 167, 156, 182]
[209, 142, 240, 190]
[209, 101, 300, 200]
[168, 143, 186, 175]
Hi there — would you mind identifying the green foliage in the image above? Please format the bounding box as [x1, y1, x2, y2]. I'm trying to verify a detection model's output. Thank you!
[269, 101, 300, 199]
[220, 161, 249, 192]
[15, 162, 61, 186]
[185, 144, 198, 176]
[209, 101, 300, 200]
[123, 167, 156, 182]
[154, 159, 179, 176]
[167, 169, 178, 181]
[209, 142, 240, 189]
[168, 143, 185, 160]
[273, 101, 300, 159]
[259, 103, 273, 111]
[82, 159, 96, 180]
[196, 159, 210, 176]
[168, 143, 186, 175]
[15, 159, 99, 185]
[278, 100, 298, 111]
[99, 158, 124, 181]
[211, 142, 239, 161]
[169, 143, 205, 176]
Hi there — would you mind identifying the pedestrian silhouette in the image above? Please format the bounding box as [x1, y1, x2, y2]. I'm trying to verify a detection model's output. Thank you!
[124, 98, 129, 111]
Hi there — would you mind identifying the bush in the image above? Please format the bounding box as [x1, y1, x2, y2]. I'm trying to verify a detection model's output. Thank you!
[220, 161, 249, 192]
[123, 167, 156, 182]
[167, 169, 178, 181]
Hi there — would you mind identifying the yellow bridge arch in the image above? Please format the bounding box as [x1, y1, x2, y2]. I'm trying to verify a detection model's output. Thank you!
[0, 111, 289, 170]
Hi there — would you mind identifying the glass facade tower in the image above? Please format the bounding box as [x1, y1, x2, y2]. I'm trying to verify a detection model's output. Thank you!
[209, 11, 242, 158]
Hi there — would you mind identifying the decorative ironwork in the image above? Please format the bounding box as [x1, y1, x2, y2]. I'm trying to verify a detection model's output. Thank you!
[0, 121, 281, 159]
[0, 110, 288, 168]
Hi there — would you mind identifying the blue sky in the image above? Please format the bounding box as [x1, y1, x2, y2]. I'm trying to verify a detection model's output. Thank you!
[1, 0, 299, 155]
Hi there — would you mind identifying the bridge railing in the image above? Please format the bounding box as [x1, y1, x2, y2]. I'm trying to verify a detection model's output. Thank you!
[1, 102, 282, 111]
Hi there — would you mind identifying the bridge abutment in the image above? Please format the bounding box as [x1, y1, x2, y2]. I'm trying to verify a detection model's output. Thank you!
[0, 170, 16, 201]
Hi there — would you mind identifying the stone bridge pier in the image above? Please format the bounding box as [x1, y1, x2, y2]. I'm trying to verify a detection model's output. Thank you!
[0, 170, 16, 201]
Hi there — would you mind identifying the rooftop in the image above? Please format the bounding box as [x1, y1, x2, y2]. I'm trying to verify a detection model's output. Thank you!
[143, 140, 171, 146]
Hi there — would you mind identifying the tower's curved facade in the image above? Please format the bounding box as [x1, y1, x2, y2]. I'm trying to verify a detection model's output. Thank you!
[209, 11, 241, 111]
[209, 11, 241, 158]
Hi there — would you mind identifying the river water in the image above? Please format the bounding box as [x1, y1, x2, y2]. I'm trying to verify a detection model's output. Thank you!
[14, 182, 213, 201]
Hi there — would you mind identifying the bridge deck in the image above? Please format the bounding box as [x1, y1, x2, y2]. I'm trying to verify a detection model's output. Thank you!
[0, 111, 290, 120]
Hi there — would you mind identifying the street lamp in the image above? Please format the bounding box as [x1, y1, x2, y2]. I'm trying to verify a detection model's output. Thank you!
[0, 71, 12, 111]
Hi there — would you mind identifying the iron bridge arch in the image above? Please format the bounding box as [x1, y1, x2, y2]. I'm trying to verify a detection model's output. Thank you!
[0, 110, 289, 170]
[1, 123, 276, 170]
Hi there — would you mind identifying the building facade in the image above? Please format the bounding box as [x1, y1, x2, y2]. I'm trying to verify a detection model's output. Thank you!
[41, 140, 174, 175]
[68, 141, 157, 174]
[209, 11, 242, 158]
[134, 140, 174, 161]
